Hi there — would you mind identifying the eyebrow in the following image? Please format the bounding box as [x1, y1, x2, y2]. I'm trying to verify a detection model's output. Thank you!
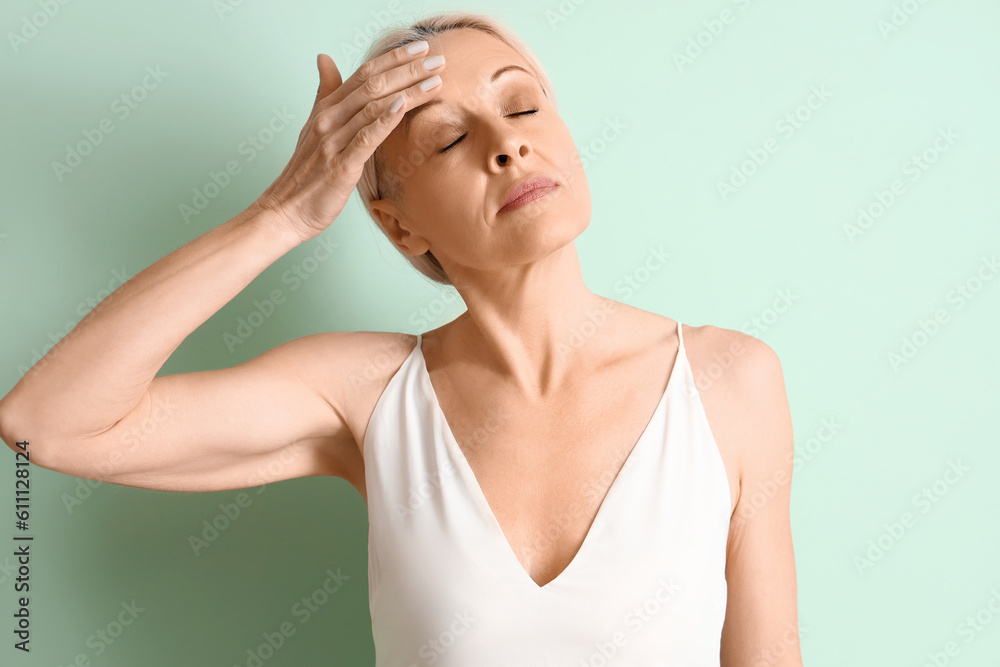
[403, 64, 536, 137]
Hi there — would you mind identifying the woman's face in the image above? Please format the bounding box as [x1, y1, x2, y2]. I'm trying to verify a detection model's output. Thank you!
[371, 28, 591, 281]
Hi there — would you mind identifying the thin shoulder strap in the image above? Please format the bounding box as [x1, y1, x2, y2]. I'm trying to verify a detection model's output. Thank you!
[676, 320, 685, 351]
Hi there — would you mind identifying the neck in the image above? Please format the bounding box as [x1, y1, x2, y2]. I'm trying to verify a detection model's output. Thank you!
[441, 243, 621, 399]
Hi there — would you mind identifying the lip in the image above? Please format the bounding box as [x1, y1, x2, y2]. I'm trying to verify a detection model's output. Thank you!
[498, 176, 559, 214]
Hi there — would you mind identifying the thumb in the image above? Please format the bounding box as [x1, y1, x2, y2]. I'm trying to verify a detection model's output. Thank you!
[315, 53, 342, 104]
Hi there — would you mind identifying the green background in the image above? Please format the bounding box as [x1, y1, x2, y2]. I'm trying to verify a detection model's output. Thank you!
[2, 0, 999, 665]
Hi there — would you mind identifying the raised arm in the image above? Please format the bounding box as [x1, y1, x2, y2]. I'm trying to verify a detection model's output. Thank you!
[0, 42, 448, 491]
[0, 211, 339, 491]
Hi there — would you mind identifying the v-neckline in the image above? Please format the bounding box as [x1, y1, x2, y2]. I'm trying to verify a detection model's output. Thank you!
[415, 326, 684, 590]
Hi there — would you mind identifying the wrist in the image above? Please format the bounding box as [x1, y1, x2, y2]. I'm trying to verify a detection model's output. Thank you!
[240, 203, 308, 251]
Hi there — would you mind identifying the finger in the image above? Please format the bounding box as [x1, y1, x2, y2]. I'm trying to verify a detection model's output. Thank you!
[318, 39, 432, 113]
[269, 56, 340, 199]
[292, 54, 340, 153]
[337, 74, 441, 174]
[325, 68, 441, 157]
[314, 53, 342, 106]
[326, 54, 445, 141]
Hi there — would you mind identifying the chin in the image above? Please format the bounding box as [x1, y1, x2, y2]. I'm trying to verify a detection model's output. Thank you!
[519, 206, 589, 252]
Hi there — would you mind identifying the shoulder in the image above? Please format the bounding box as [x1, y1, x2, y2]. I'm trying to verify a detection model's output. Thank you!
[249, 330, 418, 490]
[683, 323, 785, 395]
[266, 330, 419, 432]
[262, 330, 418, 390]
[689, 328, 802, 659]
[683, 323, 793, 509]
[311, 328, 418, 388]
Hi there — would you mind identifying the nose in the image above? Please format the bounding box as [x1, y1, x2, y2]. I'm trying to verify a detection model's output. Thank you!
[487, 123, 531, 171]
[495, 148, 529, 168]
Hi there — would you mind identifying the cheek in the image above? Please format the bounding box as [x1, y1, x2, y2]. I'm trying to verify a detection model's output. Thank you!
[407, 171, 485, 241]
[550, 127, 588, 196]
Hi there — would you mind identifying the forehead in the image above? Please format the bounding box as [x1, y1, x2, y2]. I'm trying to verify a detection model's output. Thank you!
[379, 28, 539, 160]
[425, 27, 526, 70]
[415, 29, 535, 103]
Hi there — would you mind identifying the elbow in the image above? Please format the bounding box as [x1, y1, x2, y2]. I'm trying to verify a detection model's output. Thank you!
[0, 398, 21, 452]
[0, 399, 56, 469]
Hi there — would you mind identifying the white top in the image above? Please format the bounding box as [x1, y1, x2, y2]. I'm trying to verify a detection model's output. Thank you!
[363, 321, 732, 666]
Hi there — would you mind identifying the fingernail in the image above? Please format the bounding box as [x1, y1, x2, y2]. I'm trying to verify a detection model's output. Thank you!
[422, 55, 445, 70]
[419, 75, 441, 91]
[406, 40, 429, 55]
[389, 96, 404, 114]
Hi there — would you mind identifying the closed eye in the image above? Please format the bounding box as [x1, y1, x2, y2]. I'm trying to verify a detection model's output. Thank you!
[438, 109, 539, 153]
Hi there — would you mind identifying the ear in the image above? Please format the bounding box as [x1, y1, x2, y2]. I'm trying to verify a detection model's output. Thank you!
[369, 198, 431, 257]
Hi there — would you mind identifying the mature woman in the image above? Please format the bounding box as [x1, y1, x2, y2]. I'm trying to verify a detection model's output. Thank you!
[0, 10, 802, 667]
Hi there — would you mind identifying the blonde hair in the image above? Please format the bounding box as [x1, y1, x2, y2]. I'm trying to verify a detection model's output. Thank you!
[353, 11, 558, 287]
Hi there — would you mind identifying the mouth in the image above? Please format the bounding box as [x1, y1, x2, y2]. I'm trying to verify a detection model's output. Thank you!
[498, 176, 559, 214]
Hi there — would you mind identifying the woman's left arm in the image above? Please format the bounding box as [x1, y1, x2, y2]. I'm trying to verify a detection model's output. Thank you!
[718, 336, 804, 667]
